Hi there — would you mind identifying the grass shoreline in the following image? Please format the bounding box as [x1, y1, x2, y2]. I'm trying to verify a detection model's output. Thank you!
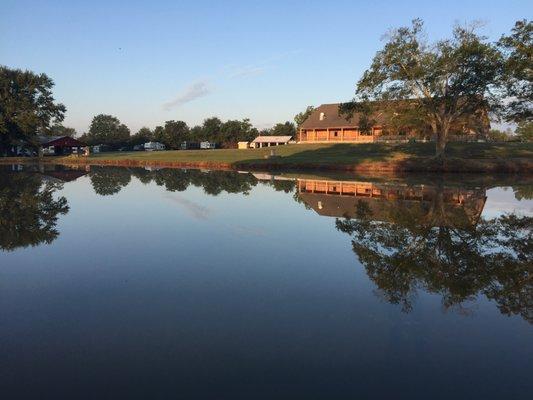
[1, 142, 532, 173]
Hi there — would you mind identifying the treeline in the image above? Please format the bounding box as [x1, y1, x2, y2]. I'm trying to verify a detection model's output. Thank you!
[78, 115, 297, 150]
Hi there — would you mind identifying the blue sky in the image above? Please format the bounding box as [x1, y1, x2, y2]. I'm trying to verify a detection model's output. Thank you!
[2, 0, 531, 134]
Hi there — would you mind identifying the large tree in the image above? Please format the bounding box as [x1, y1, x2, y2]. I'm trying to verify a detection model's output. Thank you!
[85, 114, 130, 148]
[201, 117, 223, 142]
[0, 66, 66, 155]
[345, 19, 504, 157]
[498, 19, 532, 123]
[219, 118, 258, 146]
[154, 120, 189, 149]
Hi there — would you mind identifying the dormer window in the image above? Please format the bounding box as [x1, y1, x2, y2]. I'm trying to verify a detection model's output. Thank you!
[319, 112, 325, 121]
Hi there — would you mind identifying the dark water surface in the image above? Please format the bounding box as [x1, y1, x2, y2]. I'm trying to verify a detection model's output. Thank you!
[1, 165, 531, 399]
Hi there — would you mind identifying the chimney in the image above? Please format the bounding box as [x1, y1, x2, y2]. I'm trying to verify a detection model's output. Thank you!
[319, 112, 325, 121]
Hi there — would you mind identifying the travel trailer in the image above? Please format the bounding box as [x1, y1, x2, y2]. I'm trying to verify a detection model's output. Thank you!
[144, 142, 165, 151]
[200, 141, 216, 149]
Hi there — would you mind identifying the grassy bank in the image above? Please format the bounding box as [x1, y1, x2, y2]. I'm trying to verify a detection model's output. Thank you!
[2, 142, 532, 173]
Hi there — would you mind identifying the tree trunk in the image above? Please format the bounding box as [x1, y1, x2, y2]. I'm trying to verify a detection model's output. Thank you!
[435, 123, 450, 159]
[435, 133, 446, 158]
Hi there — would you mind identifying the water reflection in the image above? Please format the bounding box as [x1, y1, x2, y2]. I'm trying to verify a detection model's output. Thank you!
[1, 165, 531, 323]
[295, 177, 532, 323]
[0, 165, 71, 251]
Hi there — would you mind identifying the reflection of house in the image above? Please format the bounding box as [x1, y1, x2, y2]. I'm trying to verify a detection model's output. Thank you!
[251, 136, 292, 148]
[298, 178, 487, 226]
[250, 172, 294, 181]
[299, 103, 490, 143]
[40, 165, 90, 182]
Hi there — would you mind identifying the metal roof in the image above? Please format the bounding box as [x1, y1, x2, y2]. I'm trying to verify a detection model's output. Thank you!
[251, 136, 292, 143]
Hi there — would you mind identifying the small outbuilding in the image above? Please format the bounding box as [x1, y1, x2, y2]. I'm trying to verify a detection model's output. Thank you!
[251, 136, 292, 148]
[38, 135, 86, 156]
[238, 142, 250, 149]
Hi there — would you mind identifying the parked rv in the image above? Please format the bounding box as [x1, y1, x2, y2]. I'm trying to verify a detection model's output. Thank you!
[144, 142, 165, 151]
[200, 141, 216, 150]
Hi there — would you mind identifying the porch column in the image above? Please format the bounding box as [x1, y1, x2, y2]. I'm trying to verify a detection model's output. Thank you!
[327, 128, 330, 141]
[341, 128, 344, 141]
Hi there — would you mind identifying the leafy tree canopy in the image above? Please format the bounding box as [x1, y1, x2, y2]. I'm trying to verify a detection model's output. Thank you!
[85, 114, 130, 148]
[294, 106, 315, 127]
[267, 121, 296, 137]
[47, 124, 77, 137]
[130, 127, 153, 146]
[498, 19, 533, 123]
[219, 118, 258, 144]
[0, 66, 65, 154]
[154, 120, 189, 149]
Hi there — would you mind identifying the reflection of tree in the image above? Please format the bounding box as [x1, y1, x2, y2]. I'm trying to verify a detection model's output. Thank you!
[513, 185, 533, 201]
[0, 172, 69, 251]
[94, 167, 261, 196]
[189, 170, 257, 195]
[264, 179, 296, 193]
[131, 167, 154, 185]
[336, 194, 532, 323]
[89, 166, 132, 196]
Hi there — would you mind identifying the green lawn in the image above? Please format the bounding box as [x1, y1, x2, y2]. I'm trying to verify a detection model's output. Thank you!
[88, 142, 533, 167]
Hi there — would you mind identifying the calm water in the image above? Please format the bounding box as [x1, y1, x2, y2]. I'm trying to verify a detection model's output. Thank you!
[1, 165, 531, 399]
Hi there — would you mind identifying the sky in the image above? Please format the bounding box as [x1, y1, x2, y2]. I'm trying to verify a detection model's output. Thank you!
[1, 0, 531, 134]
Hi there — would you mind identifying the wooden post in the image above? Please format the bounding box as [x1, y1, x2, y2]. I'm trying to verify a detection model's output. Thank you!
[341, 128, 344, 141]
[327, 128, 330, 141]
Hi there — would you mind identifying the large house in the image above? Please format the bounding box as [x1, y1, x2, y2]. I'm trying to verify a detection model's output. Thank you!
[298, 102, 490, 143]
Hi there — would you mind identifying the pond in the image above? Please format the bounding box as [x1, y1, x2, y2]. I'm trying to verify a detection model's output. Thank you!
[1, 164, 531, 398]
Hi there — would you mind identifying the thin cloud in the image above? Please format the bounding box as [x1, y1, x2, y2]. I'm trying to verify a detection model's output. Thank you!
[163, 80, 212, 110]
[165, 194, 212, 220]
[230, 65, 268, 78]
[227, 49, 302, 79]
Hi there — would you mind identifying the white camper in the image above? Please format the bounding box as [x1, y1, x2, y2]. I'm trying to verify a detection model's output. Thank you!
[144, 142, 166, 151]
[200, 141, 215, 150]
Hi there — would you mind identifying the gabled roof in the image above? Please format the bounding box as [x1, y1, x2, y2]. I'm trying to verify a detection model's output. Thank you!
[299, 103, 386, 129]
[252, 136, 292, 143]
[36, 135, 86, 147]
[36, 135, 67, 144]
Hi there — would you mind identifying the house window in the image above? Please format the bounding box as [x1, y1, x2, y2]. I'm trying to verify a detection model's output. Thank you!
[333, 131, 338, 137]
